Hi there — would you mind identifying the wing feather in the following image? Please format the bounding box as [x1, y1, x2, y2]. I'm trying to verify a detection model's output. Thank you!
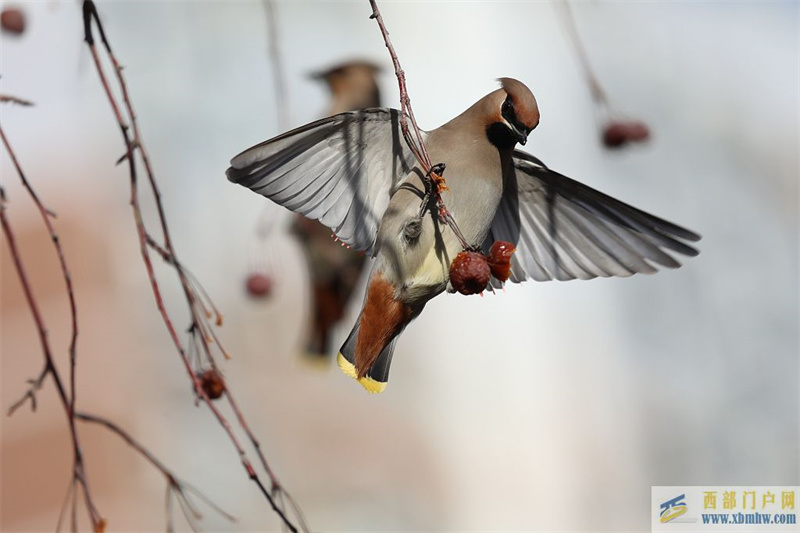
[227, 108, 418, 252]
[485, 152, 700, 286]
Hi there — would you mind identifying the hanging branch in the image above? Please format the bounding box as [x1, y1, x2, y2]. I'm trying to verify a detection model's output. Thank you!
[1, 102, 81, 424]
[263, 0, 289, 131]
[81, 2, 306, 531]
[243, 0, 290, 301]
[557, 0, 609, 106]
[556, 1, 650, 148]
[1, 119, 105, 532]
[367, 0, 473, 250]
[3, 99, 232, 532]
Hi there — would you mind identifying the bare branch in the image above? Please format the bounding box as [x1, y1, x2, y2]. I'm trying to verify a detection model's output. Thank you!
[81, 2, 305, 530]
[0, 125, 103, 531]
[0, 112, 81, 422]
[0, 94, 34, 106]
[76, 412, 236, 529]
[557, 1, 609, 105]
[263, 0, 289, 131]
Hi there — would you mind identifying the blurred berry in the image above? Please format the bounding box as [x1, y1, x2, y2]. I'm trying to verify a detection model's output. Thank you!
[1, 7, 25, 36]
[197, 369, 225, 400]
[245, 272, 273, 298]
[602, 122, 630, 148]
[602, 120, 651, 149]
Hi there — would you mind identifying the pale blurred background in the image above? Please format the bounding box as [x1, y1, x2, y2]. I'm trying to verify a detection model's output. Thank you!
[1, 1, 797, 531]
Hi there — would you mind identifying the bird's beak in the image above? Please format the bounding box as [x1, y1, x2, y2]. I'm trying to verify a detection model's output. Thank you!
[510, 123, 528, 145]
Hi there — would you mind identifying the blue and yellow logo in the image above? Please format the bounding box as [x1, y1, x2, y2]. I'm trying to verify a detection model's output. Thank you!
[660, 494, 689, 523]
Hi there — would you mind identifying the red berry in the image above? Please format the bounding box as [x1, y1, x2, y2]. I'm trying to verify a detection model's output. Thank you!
[449, 251, 490, 295]
[1, 8, 25, 35]
[487, 240, 516, 282]
[245, 272, 273, 298]
[197, 369, 225, 400]
[602, 122, 629, 148]
[602, 120, 650, 149]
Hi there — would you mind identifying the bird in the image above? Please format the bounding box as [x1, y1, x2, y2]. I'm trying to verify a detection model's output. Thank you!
[227, 78, 700, 394]
[291, 60, 382, 362]
[311, 60, 382, 116]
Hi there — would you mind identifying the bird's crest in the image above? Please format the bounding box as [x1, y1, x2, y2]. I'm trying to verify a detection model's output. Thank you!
[499, 77, 540, 130]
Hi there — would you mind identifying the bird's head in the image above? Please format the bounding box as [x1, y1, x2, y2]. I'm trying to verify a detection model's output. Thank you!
[484, 77, 540, 148]
[310, 60, 382, 110]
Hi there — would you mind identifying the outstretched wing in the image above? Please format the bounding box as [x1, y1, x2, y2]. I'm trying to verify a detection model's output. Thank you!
[227, 108, 418, 252]
[483, 151, 700, 285]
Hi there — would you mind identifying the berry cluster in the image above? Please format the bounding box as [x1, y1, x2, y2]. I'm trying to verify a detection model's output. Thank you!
[449, 241, 516, 295]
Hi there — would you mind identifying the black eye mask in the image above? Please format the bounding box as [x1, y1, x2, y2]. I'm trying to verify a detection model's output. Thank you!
[501, 97, 517, 126]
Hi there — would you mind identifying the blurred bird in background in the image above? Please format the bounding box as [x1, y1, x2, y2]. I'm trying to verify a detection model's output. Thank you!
[228, 78, 700, 393]
[290, 60, 382, 363]
[311, 60, 382, 116]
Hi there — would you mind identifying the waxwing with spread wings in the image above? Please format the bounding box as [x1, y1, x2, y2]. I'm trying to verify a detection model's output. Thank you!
[227, 78, 700, 393]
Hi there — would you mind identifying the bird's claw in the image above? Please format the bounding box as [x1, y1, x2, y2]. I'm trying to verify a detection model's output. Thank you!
[419, 163, 447, 218]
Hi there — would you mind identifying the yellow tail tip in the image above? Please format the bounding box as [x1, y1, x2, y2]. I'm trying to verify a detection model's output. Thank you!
[337, 352, 358, 378]
[358, 376, 386, 394]
[336, 352, 387, 394]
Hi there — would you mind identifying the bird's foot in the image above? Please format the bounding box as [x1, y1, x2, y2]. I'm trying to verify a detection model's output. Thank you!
[417, 163, 473, 251]
[418, 162, 447, 218]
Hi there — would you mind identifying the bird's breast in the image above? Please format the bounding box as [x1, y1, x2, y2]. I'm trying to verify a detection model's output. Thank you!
[430, 141, 506, 246]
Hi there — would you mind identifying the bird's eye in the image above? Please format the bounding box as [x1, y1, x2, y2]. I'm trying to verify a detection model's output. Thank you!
[502, 98, 513, 116]
[501, 97, 517, 126]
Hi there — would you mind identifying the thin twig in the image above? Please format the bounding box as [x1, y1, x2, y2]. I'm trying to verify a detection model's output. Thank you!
[367, 1, 430, 171]
[263, 0, 289, 131]
[81, 2, 304, 530]
[252, 1, 290, 258]
[71, 479, 79, 532]
[0, 185, 104, 532]
[56, 478, 76, 533]
[367, 0, 474, 250]
[166, 485, 175, 533]
[6, 367, 48, 415]
[557, 0, 609, 105]
[0, 93, 34, 106]
[76, 412, 236, 528]
[145, 236, 225, 328]
[0, 113, 81, 428]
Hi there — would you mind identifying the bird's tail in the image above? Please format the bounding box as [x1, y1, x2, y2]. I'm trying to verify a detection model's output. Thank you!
[337, 317, 398, 394]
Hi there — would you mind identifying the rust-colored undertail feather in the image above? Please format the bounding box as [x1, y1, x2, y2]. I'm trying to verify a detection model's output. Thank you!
[354, 273, 412, 379]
